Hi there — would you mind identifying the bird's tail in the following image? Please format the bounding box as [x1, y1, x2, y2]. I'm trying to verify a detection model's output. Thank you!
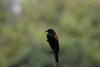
[55, 52, 59, 63]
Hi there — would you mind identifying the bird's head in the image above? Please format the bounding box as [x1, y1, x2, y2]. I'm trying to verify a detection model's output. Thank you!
[46, 29, 56, 34]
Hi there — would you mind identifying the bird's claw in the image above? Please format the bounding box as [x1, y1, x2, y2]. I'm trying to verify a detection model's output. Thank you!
[50, 51, 54, 54]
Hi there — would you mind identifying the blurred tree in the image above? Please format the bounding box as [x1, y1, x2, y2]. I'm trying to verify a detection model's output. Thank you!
[0, 0, 100, 67]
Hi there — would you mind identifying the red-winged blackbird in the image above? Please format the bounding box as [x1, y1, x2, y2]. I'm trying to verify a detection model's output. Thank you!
[46, 29, 59, 63]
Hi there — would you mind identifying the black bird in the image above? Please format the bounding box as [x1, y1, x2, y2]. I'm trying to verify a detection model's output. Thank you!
[46, 29, 59, 63]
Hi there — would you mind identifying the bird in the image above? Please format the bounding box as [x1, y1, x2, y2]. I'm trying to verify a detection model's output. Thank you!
[46, 29, 59, 63]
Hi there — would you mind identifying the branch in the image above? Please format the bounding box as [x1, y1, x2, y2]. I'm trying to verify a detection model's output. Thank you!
[50, 52, 58, 67]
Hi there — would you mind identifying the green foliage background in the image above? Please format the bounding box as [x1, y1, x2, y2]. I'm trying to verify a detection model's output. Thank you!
[0, 0, 100, 67]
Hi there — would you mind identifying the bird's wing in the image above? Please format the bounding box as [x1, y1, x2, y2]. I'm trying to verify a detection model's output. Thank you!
[47, 34, 59, 51]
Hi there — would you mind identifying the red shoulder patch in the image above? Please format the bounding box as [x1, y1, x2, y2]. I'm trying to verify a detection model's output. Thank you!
[54, 35, 58, 40]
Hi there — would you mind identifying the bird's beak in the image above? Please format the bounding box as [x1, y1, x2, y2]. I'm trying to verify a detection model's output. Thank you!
[45, 30, 48, 32]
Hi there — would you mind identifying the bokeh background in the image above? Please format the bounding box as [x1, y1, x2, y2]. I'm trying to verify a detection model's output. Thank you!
[0, 0, 100, 67]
